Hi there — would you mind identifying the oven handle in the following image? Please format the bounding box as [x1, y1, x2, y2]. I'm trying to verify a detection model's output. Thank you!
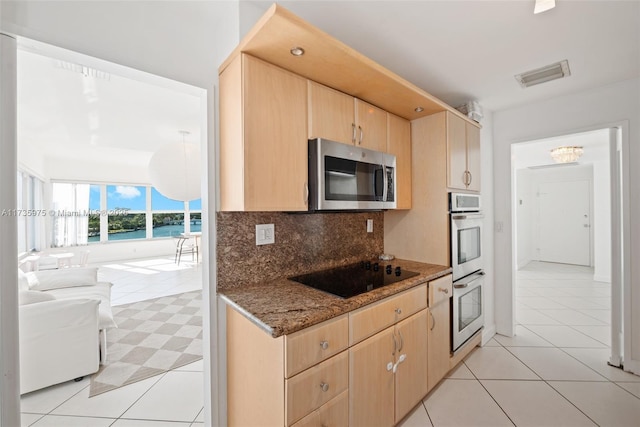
[453, 271, 485, 289]
[452, 213, 484, 220]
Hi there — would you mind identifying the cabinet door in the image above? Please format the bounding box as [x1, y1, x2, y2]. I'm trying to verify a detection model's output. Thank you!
[349, 327, 395, 427]
[356, 99, 387, 152]
[466, 122, 481, 192]
[308, 81, 354, 145]
[394, 310, 429, 423]
[446, 112, 468, 191]
[387, 113, 412, 209]
[427, 301, 451, 391]
[243, 55, 308, 211]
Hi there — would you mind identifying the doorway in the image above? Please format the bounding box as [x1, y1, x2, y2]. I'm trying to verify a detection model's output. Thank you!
[13, 39, 211, 425]
[512, 127, 624, 370]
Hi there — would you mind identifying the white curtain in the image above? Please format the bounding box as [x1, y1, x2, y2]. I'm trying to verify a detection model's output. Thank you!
[51, 183, 90, 247]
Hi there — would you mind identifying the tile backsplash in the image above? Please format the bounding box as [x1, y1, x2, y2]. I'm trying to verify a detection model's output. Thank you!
[216, 211, 384, 290]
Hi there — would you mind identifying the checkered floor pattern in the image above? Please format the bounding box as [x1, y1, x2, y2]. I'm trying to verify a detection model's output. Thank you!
[89, 290, 202, 397]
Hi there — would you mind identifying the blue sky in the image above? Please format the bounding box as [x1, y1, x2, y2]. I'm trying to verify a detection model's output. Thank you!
[90, 185, 201, 211]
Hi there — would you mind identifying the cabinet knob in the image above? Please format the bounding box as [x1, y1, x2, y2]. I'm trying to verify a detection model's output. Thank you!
[395, 308, 402, 315]
[439, 287, 449, 294]
[320, 340, 329, 350]
[320, 382, 329, 392]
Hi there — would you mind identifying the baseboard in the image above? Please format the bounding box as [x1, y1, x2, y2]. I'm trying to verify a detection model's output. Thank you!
[481, 324, 496, 346]
[593, 274, 611, 283]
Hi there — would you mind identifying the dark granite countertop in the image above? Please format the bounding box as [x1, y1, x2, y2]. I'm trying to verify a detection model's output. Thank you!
[218, 259, 451, 338]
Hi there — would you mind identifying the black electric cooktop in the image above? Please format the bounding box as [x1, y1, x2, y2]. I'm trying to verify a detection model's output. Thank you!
[289, 261, 420, 299]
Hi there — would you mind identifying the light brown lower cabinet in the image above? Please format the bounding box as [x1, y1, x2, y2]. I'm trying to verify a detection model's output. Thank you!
[427, 275, 453, 391]
[292, 390, 349, 427]
[349, 310, 428, 426]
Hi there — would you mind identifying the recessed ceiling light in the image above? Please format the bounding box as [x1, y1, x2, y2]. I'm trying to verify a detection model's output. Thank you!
[290, 47, 305, 56]
[515, 60, 571, 88]
[414, 107, 424, 113]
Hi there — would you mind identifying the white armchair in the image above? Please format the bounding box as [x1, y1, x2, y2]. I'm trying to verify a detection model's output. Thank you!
[19, 297, 100, 394]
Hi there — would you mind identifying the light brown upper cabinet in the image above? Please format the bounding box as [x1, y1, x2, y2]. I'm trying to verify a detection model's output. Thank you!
[387, 113, 412, 209]
[308, 81, 387, 152]
[446, 112, 481, 192]
[220, 54, 308, 211]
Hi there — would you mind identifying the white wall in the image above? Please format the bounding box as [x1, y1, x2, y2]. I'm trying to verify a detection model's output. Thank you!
[1, 1, 242, 424]
[493, 77, 639, 370]
[480, 110, 496, 344]
[515, 168, 534, 268]
[592, 145, 612, 282]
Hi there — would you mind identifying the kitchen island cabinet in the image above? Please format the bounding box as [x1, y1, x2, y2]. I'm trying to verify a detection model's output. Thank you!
[219, 53, 308, 211]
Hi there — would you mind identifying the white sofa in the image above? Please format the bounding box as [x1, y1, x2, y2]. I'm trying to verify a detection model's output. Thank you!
[18, 267, 117, 393]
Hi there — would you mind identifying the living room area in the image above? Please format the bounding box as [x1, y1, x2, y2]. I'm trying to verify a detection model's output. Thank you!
[16, 41, 207, 426]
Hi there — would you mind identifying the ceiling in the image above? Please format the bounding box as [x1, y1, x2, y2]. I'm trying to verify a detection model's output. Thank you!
[17, 48, 202, 169]
[512, 128, 610, 169]
[241, 0, 640, 112]
[16, 1, 639, 175]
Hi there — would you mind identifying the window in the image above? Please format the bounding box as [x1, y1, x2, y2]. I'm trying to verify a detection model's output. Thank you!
[106, 185, 146, 241]
[87, 185, 101, 243]
[50, 182, 89, 247]
[151, 188, 184, 238]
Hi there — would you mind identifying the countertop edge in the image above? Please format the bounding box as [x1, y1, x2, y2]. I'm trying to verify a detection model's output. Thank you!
[218, 294, 276, 336]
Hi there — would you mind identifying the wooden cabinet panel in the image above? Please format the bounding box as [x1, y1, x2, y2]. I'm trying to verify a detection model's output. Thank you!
[220, 54, 308, 211]
[466, 122, 481, 192]
[429, 274, 452, 307]
[292, 391, 349, 427]
[394, 311, 429, 423]
[286, 351, 349, 425]
[308, 81, 354, 145]
[355, 99, 387, 151]
[349, 327, 395, 427]
[285, 314, 348, 378]
[387, 113, 412, 209]
[446, 112, 468, 191]
[427, 300, 451, 391]
[349, 284, 427, 345]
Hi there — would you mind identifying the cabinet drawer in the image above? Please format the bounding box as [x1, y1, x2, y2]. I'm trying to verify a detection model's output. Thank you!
[286, 351, 349, 425]
[349, 284, 427, 345]
[429, 275, 452, 307]
[285, 315, 348, 377]
[291, 390, 348, 427]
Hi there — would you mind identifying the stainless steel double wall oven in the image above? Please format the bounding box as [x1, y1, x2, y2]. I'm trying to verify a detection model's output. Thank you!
[450, 193, 485, 352]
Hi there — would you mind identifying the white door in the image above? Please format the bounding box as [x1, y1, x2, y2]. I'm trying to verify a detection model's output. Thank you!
[537, 180, 591, 266]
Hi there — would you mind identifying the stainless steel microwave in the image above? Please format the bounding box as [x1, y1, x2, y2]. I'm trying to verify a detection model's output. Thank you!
[308, 138, 396, 211]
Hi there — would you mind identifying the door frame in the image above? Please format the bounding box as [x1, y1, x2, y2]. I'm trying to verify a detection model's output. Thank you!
[0, 36, 221, 424]
[510, 121, 630, 373]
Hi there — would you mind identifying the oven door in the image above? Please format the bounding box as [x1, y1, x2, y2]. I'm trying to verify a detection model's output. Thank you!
[451, 212, 483, 281]
[452, 270, 484, 352]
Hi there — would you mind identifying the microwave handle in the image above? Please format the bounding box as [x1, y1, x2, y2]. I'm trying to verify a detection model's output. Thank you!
[382, 165, 388, 202]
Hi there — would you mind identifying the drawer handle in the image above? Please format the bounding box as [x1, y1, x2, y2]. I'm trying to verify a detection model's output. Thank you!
[320, 382, 329, 392]
[439, 287, 449, 294]
[395, 308, 402, 315]
[320, 340, 329, 350]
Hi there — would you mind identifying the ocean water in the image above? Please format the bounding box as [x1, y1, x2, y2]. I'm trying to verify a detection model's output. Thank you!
[88, 223, 202, 242]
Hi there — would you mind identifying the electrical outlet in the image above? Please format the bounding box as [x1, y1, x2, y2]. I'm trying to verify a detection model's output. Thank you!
[366, 219, 374, 233]
[256, 224, 275, 245]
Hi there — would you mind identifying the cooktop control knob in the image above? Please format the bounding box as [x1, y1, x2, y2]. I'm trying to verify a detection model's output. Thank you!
[365, 261, 371, 270]
[395, 266, 402, 276]
[373, 262, 379, 272]
[386, 265, 392, 274]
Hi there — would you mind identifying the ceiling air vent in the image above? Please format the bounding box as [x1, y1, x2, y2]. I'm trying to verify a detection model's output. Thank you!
[515, 60, 570, 88]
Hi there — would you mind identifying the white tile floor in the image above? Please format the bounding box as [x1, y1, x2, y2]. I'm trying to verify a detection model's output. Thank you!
[399, 261, 640, 427]
[20, 256, 203, 427]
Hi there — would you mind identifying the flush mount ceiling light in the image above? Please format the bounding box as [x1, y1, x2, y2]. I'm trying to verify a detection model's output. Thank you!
[515, 60, 571, 88]
[414, 107, 424, 113]
[534, 0, 556, 14]
[550, 145, 584, 163]
[290, 46, 305, 56]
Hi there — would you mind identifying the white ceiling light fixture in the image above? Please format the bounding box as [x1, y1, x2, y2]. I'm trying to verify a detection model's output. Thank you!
[534, 0, 556, 14]
[550, 145, 584, 163]
[148, 131, 201, 201]
[515, 60, 571, 88]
